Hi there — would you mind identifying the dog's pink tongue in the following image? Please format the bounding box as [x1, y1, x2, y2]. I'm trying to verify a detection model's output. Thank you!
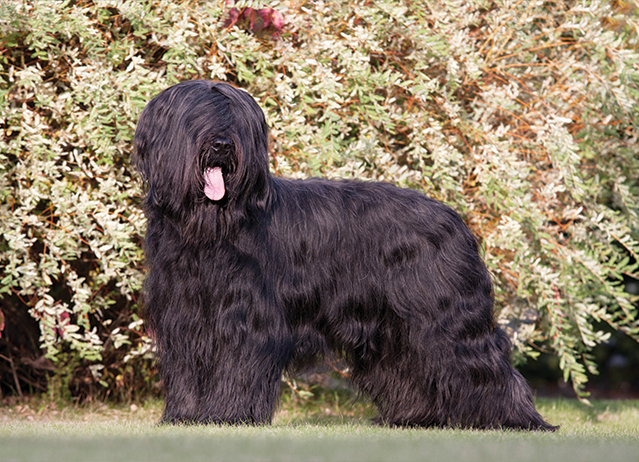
[204, 167, 225, 201]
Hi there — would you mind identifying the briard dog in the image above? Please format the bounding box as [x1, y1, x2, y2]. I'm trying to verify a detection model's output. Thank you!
[133, 80, 555, 430]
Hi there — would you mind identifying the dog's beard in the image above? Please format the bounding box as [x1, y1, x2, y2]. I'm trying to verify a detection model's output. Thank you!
[204, 167, 225, 201]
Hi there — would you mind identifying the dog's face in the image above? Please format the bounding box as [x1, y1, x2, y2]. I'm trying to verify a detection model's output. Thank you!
[133, 80, 270, 217]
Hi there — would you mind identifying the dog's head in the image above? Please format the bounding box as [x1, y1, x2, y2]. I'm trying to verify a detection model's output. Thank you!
[133, 80, 271, 218]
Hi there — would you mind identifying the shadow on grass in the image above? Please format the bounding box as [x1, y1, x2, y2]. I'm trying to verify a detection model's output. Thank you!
[276, 381, 377, 426]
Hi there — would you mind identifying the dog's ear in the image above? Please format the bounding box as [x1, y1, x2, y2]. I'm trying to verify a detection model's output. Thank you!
[132, 123, 153, 184]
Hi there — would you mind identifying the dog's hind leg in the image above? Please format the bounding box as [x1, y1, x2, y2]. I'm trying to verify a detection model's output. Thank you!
[351, 309, 554, 430]
[362, 295, 555, 430]
[351, 264, 554, 429]
[419, 311, 556, 430]
[364, 213, 556, 429]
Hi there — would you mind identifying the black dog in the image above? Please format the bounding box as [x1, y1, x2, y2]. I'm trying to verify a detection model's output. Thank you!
[133, 80, 554, 430]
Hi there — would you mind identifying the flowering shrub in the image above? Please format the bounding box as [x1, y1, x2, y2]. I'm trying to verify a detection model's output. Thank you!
[1, 0, 637, 400]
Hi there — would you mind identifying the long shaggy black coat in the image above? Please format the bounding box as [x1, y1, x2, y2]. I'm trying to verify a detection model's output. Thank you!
[133, 80, 555, 430]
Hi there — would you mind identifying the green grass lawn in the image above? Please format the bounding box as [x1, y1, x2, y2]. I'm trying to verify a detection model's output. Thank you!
[1, 396, 638, 462]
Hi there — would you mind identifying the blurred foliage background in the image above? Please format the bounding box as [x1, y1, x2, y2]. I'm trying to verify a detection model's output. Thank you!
[1, 0, 638, 403]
